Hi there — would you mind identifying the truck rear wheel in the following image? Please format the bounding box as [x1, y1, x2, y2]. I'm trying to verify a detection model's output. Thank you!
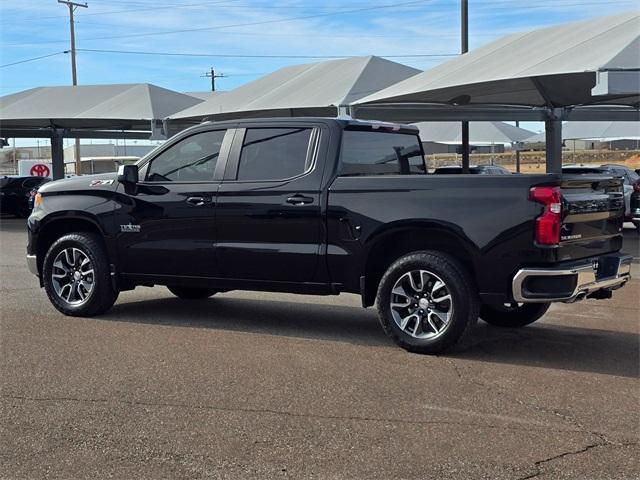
[480, 302, 550, 328]
[167, 286, 218, 299]
[376, 251, 479, 354]
[42, 232, 118, 317]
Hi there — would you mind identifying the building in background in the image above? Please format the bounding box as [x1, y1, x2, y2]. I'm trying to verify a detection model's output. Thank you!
[63, 143, 156, 175]
[63, 143, 156, 162]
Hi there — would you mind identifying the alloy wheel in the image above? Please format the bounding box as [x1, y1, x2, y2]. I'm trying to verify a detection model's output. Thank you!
[389, 269, 454, 339]
[51, 248, 95, 305]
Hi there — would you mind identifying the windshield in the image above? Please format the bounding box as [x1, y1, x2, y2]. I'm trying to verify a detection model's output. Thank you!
[135, 143, 165, 166]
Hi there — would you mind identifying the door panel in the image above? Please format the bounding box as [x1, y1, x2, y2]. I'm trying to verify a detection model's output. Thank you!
[115, 128, 232, 278]
[215, 125, 325, 282]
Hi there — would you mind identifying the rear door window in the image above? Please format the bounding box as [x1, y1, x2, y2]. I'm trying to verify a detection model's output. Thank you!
[340, 130, 425, 176]
[235, 128, 314, 181]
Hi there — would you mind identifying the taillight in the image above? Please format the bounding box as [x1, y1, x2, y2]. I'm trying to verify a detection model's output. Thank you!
[633, 181, 640, 193]
[530, 186, 562, 246]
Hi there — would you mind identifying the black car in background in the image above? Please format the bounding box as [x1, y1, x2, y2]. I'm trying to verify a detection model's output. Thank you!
[0, 176, 50, 218]
[432, 165, 511, 175]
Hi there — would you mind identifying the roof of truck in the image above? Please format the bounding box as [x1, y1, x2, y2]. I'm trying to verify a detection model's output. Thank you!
[198, 116, 419, 133]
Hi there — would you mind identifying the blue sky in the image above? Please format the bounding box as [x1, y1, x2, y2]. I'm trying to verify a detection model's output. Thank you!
[0, 0, 637, 143]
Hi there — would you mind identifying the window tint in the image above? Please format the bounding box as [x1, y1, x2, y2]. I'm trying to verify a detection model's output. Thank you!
[146, 130, 225, 182]
[340, 130, 425, 176]
[236, 128, 313, 181]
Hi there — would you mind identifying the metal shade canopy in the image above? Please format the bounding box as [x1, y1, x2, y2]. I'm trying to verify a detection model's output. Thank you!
[415, 121, 535, 144]
[354, 12, 639, 111]
[0, 83, 202, 130]
[352, 12, 640, 172]
[0, 83, 203, 179]
[169, 56, 421, 123]
[526, 121, 640, 142]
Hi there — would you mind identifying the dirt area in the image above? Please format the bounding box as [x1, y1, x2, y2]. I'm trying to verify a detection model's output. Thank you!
[426, 150, 640, 173]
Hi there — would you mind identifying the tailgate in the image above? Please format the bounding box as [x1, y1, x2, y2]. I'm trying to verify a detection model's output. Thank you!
[557, 175, 624, 260]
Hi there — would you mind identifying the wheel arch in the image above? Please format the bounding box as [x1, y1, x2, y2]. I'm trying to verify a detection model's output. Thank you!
[36, 213, 107, 277]
[360, 222, 479, 307]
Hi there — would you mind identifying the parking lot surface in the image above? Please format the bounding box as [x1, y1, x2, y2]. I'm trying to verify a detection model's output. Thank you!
[1, 217, 638, 479]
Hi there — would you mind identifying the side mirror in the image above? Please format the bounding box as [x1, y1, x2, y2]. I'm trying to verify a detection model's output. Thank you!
[117, 164, 139, 184]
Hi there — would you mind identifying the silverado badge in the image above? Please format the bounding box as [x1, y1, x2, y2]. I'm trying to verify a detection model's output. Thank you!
[120, 223, 141, 233]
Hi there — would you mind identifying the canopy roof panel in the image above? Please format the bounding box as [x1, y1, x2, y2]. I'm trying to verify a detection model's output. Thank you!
[355, 12, 640, 110]
[171, 56, 421, 121]
[0, 84, 203, 130]
[525, 121, 640, 142]
[415, 121, 535, 144]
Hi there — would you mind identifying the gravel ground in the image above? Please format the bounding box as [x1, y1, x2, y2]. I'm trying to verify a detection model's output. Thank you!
[1, 217, 638, 479]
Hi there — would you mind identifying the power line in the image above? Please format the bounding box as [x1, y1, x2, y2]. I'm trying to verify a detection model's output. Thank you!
[0, 51, 68, 68]
[0, 0, 435, 45]
[2, 0, 632, 23]
[56, 0, 435, 42]
[2, 0, 243, 22]
[75, 48, 459, 59]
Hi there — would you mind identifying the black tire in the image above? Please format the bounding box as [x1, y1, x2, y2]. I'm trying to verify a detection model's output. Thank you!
[376, 251, 479, 355]
[480, 302, 550, 328]
[42, 232, 118, 316]
[167, 286, 218, 299]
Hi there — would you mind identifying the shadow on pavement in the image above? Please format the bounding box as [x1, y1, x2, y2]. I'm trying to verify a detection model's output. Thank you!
[454, 322, 639, 379]
[104, 296, 639, 378]
[106, 296, 392, 347]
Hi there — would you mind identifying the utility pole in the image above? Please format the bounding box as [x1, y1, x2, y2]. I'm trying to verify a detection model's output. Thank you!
[58, 0, 87, 176]
[460, 0, 470, 174]
[201, 67, 225, 91]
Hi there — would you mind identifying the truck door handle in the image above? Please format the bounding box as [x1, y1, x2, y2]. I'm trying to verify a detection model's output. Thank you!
[286, 194, 314, 205]
[186, 196, 211, 206]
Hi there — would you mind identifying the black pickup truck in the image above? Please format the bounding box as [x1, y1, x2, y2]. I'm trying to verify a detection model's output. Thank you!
[27, 118, 632, 354]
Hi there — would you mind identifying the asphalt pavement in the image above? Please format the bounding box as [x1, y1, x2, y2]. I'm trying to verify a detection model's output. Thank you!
[1, 217, 638, 479]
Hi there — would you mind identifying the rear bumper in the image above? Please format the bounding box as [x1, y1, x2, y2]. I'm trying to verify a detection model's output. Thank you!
[512, 253, 632, 303]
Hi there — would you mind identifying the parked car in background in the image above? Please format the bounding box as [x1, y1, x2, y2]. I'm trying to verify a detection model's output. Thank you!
[562, 165, 639, 223]
[433, 165, 511, 175]
[0, 176, 50, 218]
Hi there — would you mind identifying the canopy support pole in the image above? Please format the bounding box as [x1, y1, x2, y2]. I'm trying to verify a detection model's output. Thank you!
[544, 111, 563, 173]
[337, 105, 352, 118]
[50, 128, 65, 180]
[461, 121, 470, 173]
[460, 0, 469, 174]
[515, 121, 521, 173]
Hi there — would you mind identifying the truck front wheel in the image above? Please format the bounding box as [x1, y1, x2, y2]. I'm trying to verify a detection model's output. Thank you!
[480, 302, 550, 328]
[376, 251, 479, 354]
[42, 232, 119, 317]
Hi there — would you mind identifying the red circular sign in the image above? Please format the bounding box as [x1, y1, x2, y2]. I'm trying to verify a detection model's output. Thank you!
[30, 164, 50, 177]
